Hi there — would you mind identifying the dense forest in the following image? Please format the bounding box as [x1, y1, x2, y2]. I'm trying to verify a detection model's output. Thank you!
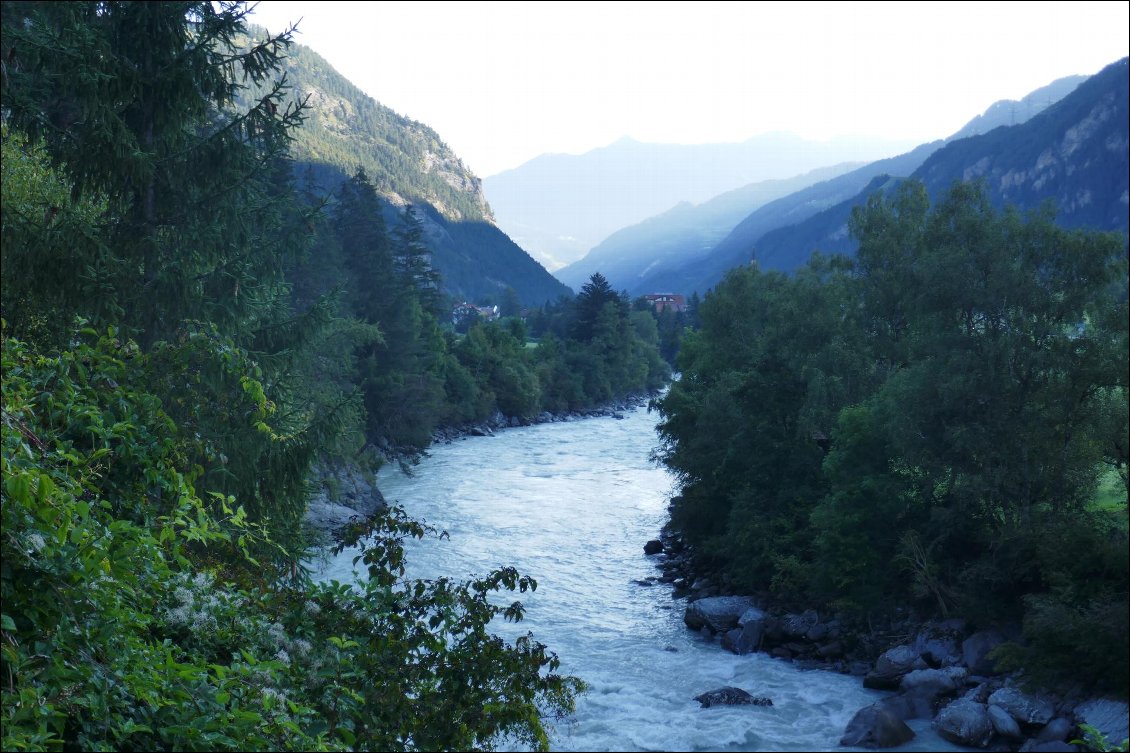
[656, 180, 1129, 695]
[0, 2, 669, 749]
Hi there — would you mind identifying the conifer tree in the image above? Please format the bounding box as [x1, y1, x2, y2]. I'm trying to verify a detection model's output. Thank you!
[394, 204, 442, 315]
[0, 1, 341, 554]
[0, 0, 307, 346]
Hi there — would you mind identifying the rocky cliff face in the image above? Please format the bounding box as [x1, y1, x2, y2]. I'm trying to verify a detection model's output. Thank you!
[295, 80, 494, 223]
[713, 58, 1129, 282]
[915, 57, 1129, 234]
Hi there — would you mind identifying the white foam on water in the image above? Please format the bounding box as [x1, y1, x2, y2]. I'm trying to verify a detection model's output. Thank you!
[315, 406, 965, 752]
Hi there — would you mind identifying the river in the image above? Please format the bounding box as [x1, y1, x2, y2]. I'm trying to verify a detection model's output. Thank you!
[313, 404, 961, 752]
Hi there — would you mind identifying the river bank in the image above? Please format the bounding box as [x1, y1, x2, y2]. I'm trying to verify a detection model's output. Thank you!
[645, 525, 1129, 751]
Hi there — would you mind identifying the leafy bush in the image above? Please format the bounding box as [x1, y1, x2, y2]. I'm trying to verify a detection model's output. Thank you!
[1, 330, 583, 751]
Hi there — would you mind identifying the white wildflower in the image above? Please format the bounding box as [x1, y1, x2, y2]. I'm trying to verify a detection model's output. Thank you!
[267, 621, 287, 646]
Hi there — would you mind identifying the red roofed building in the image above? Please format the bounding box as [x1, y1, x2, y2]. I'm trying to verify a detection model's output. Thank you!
[643, 293, 686, 314]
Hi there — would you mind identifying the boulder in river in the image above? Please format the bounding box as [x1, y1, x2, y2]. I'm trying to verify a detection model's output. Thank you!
[961, 630, 1006, 676]
[864, 644, 925, 689]
[988, 686, 1056, 725]
[933, 699, 994, 748]
[644, 539, 664, 555]
[1073, 699, 1130, 750]
[987, 703, 1023, 740]
[693, 686, 773, 708]
[840, 703, 916, 748]
[683, 596, 755, 633]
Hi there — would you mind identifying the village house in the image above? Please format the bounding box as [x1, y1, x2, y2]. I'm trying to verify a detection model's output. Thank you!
[643, 293, 686, 314]
[452, 302, 500, 326]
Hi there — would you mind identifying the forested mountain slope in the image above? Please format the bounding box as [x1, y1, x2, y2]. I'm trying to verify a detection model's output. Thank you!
[640, 71, 1098, 293]
[246, 28, 569, 305]
[747, 58, 1128, 274]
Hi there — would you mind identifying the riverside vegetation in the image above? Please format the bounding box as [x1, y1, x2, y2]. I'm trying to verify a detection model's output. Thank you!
[0, 2, 670, 749]
[655, 179, 1129, 699]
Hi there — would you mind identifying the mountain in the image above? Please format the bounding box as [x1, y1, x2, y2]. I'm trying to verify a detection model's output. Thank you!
[635, 142, 942, 296]
[248, 31, 570, 305]
[554, 162, 862, 293]
[483, 134, 919, 271]
[637, 70, 1102, 294]
[915, 61, 1127, 232]
[949, 74, 1088, 140]
[743, 60, 1127, 277]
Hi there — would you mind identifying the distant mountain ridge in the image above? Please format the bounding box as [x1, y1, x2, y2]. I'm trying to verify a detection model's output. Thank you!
[242, 27, 570, 305]
[484, 133, 919, 271]
[554, 162, 863, 293]
[633, 70, 1107, 295]
[742, 60, 1127, 277]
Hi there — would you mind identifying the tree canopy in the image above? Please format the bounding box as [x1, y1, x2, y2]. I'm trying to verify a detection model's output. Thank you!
[656, 180, 1129, 694]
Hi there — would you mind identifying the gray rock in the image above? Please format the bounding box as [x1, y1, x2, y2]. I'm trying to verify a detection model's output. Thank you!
[962, 683, 992, 703]
[943, 666, 969, 686]
[962, 630, 1006, 675]
[643, 539, 664, 555]
[303, 500, 367, 531]
[721, 619, 765, 655]
[989, 686, 1056, 726]
[693, 687, 773, 708]
[865, 645, 923, 689]
[304, 465, 388, 532]
[683, 596, 755, 634]
[901, 668, 959, 696]
[914, 629, 963, 667]
[721, 628, 743, 654]
[987, 704, 1024, 739]
[1074, 699, 1129, 750]
[877, 645, 922, 676]
[738, 607, 766, 627]
[840, 704, 916, 748]
[880, 690, 938, 721]
[933, 700, 994, 748]
[1035, 717, 1072, 743]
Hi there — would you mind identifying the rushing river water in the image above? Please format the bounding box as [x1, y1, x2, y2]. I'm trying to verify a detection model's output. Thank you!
[314, 404, 960, 752]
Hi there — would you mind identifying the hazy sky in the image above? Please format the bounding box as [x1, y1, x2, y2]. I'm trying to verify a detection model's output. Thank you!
[246, 1, 1130, 178]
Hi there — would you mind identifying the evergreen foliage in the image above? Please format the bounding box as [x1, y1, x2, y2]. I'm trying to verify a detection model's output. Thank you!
[1, 2, 596, 748]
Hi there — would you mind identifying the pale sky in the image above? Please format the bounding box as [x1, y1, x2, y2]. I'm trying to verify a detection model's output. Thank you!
[246, 1, 1130, 178]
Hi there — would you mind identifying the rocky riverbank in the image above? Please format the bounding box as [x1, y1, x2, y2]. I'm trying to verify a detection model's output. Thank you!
[642, 528, 1129, 752]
